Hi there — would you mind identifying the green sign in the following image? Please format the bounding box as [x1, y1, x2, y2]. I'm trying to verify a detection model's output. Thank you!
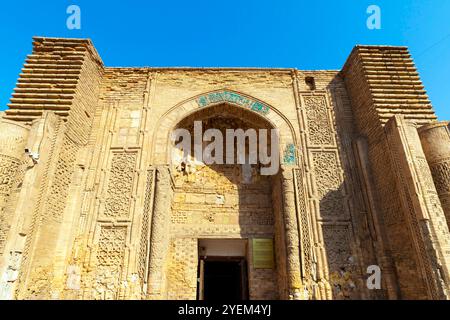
[252, 238, 274, 269]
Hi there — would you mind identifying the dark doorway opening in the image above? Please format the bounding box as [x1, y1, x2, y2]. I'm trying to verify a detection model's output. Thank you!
[198, 258, 248, 301]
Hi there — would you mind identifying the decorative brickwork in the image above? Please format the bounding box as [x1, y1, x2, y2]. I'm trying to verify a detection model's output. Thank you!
[342, 46, 449, 299]
[0, 121, 29, 258]
[104, 152, 136, 218]
[304, 95, 334, 146]
[93, 226, 127, 299]
[294, 168, 312, 285]
[138, 168, 155, 288]
[45, 137, 79, 222]
[419, 122, 450, 230]
[0, 37, 449, 300]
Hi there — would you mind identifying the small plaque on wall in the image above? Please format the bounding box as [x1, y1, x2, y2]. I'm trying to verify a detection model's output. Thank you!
[252, 238, 274, 269]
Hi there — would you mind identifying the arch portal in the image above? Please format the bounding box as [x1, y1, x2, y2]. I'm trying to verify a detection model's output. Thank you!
[151, 90, 298, 166]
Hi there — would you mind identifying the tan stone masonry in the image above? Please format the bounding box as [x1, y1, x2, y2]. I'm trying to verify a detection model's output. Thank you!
[0, 37, 449, 300]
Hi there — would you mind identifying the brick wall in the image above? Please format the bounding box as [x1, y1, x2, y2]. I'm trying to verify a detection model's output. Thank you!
[342, 46, 439, 299]
[3, 37, 448, 300]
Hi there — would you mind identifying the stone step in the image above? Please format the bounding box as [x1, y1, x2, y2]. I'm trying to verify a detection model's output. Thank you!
[18, 77, 79, 83]
[16, 82, 78, 89]
[26, 54, 85, 62]
[19, 72, 80, 79]
[366, 76, 422, 82]
[379, 111, 437, 118]
[361, 58, 415, 64]
[25, 59, 84, 66]
[380, 117, 436, 125]
[22, 68, 82, 75]
[4, 110, 69, 118]
[375, 106, 434, 112]
[367, 81, 424, 87]
[360, 53, 411, 59]
[11, 92, 74, 100]
[372, 97, 430, 104]
[14, 87, 76, 94]
[364, 70, 420, 76]
[371, 88, 427, 94]
[9, 97, 73, 105]
[24, 63, 83, 69]
[7, 103, 71, 110]
[362, 66, 417, 72]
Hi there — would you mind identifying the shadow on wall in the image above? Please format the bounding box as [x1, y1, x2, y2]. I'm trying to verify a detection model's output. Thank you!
[320, 74, 385, 300]
[170, 105, 283, 300]
[319, 186, 361, 300]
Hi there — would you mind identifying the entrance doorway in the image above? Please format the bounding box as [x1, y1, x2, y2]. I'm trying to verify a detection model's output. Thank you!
[197, 239, 249, 301]
[200, 258, 248, 301]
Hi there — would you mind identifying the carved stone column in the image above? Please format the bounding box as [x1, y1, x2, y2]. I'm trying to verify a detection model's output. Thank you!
[0, 120, 29, 255]
[419, 122, 450, 228]
[281, 168, 304, 300]
[385, 116, 450, 299]
[0, 119, 29, 300]
[147, 166, 172, 299]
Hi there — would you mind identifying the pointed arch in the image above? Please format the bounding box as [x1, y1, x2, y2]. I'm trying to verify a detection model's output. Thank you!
[151, 89, 298, 165]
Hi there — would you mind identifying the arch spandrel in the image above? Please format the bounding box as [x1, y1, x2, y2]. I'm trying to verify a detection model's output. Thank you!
[151, 89, 298, 166]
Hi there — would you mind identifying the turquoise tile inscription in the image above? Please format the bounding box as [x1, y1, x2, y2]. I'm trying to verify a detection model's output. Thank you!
[283, 143, 296, 165]
[196, 91, 270, 115]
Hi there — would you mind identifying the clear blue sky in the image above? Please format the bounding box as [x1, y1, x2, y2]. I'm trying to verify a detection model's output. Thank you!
[1, 0, 449, 119]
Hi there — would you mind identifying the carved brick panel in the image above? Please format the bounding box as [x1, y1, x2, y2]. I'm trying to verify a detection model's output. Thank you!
[430, 160, 450, 195]
[93, 226, 127, 300]
[321, 224, 352, 271]
[104, 152, 137, 218]
[0, 155, 22, 195]
[97, 226, 127, 266]
[138, 168, 155, 285]
[321, 224, 358, 299]
[294, 168, 313, 282]
[311, 151, 345, 218]
[0, 155, 24, 253]
[46, 137, 79, 222]
[303, 95, 334, 146]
